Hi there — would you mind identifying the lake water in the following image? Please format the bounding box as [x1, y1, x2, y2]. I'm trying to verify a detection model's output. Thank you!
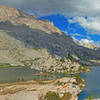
[0, 67, 65, 83]
[79, 66, 100, 100]
[0, 66, 99, 99]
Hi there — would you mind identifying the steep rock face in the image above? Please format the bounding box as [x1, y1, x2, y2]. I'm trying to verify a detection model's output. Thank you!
[0, 5, 100, 65]
[0, 5, 61, 35]
[0, 5, 20, 20]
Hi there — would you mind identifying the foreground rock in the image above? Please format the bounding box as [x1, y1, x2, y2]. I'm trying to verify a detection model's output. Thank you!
[0, 77, 84, 100]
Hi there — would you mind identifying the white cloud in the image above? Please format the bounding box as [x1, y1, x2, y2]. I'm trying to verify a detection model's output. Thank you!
[68, 19, 76, 23]
[69, 17, 100, 34]
[80, 39, 94, 44]
[62, 30, 68, 34]
[70, 33, 91, 40]
[73, 33, 84, 37]
[79, 39, 100, 47]
[72, 37, 97, 47]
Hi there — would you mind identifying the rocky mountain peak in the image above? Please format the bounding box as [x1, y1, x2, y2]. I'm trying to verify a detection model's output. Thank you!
[0, 5, 37, 22]
[0, 5, 62, 34]
[0, 5, 20, 21]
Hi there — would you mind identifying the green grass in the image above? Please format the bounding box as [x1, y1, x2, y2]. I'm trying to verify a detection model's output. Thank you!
[21, 60, 33, 67]
[56, 81, 66, 86]
[67, 54, 76, 62]
[34, 48, 41, 51]
[34, 57, 40, 61]
[0, 63, 23, 68]
[45, 91, 61, 100]
[0, 63, 13, 68]
[75, 74, 85, 90]
[87, 92, 94, 100]
[75, 74, 84, 84]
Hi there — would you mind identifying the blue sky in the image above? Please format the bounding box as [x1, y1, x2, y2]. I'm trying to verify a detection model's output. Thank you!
[38, 14, 100, 45]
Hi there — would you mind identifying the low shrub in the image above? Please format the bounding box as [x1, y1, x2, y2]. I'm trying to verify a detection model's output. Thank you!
[45, 91, 61, 100]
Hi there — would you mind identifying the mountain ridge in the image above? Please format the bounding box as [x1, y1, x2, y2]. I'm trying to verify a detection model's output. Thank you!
[0, 5, 100, 66]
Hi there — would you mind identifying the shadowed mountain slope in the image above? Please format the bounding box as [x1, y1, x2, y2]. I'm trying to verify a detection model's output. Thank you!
[0, 5, 100, 65]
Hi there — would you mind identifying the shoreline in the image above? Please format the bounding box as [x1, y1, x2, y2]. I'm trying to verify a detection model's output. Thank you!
[0, 63, 91, 100]
[0, 76, 85, 100]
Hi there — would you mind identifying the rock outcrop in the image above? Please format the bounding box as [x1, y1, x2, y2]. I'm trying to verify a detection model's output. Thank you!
[0, 77, 84, 100]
